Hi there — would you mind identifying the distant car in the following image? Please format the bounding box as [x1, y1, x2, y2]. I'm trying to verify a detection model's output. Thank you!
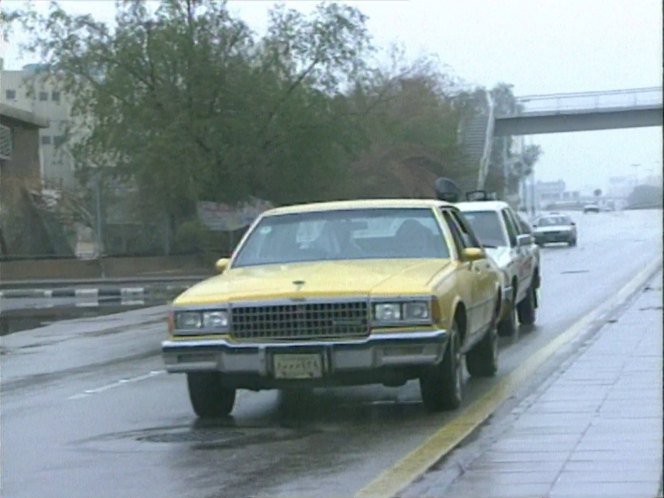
[163, 199, 502, 417]
[457, 200, 540, 338]
[532, 214, 577, 246]
[583, 204, 600, 213]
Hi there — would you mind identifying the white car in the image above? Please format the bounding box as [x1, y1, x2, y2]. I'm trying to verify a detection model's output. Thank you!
[458, 200, 541, 337]
[532, 213, 577, 246]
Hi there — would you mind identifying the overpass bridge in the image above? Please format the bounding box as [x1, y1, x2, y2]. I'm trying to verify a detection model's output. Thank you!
[494, 87, 662, 135]
[458, 87, 662, 190]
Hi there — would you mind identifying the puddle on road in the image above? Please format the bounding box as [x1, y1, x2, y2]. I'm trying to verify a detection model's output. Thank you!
[83, 422, 319, 453]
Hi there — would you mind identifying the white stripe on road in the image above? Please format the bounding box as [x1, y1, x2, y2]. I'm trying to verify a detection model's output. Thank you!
[68, 370, 165, 400]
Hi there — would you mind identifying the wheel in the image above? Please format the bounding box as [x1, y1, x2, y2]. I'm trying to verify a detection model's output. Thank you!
[569, 237, 577, 247]
[467, 315, 498, 377]
[420, 319, 463, 411]
[187, 372, 236, 418]
[517, 285, 537, 325]
[497, 290, 518, 337]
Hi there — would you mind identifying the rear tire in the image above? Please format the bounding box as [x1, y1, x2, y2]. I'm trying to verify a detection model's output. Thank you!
[187, 372, 236, 418]
[420, 320, 463, 411]
[517, 285, 537, 325]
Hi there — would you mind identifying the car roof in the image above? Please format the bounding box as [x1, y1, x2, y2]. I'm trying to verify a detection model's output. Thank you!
[456, 200, 510, 212]
[263, 198, 456, 216]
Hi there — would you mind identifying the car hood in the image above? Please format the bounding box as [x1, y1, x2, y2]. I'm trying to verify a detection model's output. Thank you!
[534, 225, 573, 233]
[174, 259, 453, 305]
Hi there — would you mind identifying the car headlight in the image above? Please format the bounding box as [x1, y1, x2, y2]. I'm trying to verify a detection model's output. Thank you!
[374, 303, 402, 321]
[174, 310, 229, 334]
[372, 300, 431, 325]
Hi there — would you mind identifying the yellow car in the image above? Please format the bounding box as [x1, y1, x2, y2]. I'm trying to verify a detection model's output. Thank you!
[162, 199, 502, 417]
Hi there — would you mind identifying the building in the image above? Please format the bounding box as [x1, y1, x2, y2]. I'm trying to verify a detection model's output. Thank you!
[0, 103, 57, 256]
[2, 64, 76, 188]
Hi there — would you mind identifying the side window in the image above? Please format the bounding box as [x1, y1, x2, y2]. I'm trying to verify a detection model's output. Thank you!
[507, 208, 530, 235]
[450, 210, 481, 248]
[501, 210, 518, 246]
[441, 210, 466, 256]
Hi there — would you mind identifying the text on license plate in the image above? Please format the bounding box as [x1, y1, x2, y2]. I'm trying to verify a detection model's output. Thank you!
[273, 353, 323, 379]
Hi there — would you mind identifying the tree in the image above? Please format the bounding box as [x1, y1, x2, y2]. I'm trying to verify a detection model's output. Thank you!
[10, 0, 372, 251]
[345, 52, 464, 198]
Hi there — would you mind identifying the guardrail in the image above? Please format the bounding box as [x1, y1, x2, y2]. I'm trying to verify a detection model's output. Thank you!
[504, 87, 662, 116]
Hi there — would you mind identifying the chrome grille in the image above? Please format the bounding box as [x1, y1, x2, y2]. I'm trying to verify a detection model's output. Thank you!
[230, 301, 369, 340]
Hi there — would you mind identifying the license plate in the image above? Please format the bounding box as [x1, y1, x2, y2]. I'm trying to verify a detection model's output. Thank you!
[273, 354, 323, 379]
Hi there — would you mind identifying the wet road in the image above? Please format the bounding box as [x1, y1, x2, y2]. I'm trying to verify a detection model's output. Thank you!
[1, 209, 661, 498]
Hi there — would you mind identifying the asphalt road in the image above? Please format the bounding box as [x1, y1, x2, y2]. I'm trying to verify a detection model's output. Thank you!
[1, 209, 661, 498]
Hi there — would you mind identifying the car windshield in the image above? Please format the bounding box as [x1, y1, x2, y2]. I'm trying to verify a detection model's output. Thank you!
[536, 215, 572, 227]
[233, 208, 449, 267]
[460, 211, 508, 247]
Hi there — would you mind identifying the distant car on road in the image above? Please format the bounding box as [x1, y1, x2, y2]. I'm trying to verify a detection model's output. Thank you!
[162, 199, 502, 417]
[457, 199, 540, 338]
[532, 213, 577, 246]
[583, 204, 600, 213]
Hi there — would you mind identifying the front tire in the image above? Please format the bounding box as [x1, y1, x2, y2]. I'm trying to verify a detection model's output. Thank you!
[467, 319, 499, 377]
[187, 372, 236, 418]
[517, 285, 537, 325]
[420, 320, 463, 411]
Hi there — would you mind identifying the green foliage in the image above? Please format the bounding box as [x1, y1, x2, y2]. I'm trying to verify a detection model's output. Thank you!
[9, 1, 476, 252]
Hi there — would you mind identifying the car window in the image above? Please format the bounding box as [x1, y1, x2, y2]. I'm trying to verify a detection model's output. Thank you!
[440, 209, 466, 254]
[536, 215, 572, 227]
[233, 208, 450, 267]
[449, 210, 482, 248]
[459, 210, 508, 248]
[500, 209, 518, 246]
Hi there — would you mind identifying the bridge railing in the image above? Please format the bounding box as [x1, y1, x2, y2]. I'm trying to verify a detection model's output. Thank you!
[508, 87, 662, 116]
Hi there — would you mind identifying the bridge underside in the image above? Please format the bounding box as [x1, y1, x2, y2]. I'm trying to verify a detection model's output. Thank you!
[494, 107, 662, 136]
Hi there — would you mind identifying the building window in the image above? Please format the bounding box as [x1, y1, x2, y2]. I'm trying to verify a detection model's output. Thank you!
[53, 135, 65, 146]
[41, 135, 52, 145]
[5, 89, 16, 100]
[51, 91, 61, 102]
[39, 91, 49, 101]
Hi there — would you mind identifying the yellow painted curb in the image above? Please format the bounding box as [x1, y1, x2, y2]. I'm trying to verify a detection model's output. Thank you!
[355, 258, 662, 498]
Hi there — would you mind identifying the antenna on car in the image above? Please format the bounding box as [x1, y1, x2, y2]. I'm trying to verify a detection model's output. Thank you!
[435, 177, 462, 203]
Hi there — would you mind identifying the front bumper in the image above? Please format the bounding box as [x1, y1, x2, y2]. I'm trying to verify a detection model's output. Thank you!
[162, 328, 448, 381]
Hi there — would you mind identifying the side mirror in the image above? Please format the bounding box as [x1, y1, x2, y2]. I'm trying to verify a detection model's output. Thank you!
[570, 222, 576, 226]
[532, 224, 537, 228]
[516, 234, 533, 247]
[215, 258, 230, 273]
[462, 247, 485, 262]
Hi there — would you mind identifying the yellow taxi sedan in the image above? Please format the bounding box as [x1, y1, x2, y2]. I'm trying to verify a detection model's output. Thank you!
[162, 199, 502, 417]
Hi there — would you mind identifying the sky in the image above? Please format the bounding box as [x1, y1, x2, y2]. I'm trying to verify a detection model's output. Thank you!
[2, 0, 662, 192]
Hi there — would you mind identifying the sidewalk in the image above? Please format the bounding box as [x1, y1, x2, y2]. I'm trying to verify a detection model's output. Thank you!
[405, 272, 663, 498]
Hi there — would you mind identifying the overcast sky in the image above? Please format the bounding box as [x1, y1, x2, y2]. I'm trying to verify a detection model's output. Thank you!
[2, 0, 662, 191]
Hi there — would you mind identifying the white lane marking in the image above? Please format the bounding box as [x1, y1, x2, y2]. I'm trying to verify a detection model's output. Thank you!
[68, 370, 165, 400]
